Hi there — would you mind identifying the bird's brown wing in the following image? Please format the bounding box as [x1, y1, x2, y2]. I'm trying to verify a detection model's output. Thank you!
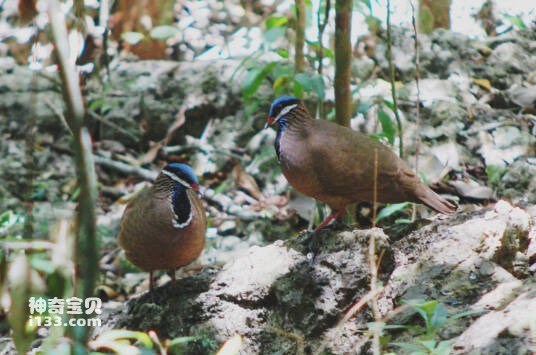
[309, 120, 420, 204]
[309, 120, 455, 213]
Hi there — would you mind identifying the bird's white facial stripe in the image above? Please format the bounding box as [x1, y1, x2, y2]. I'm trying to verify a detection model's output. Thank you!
[274, 104, 297, 123]
[172, 210, 193, 229]
[162, 170, 192, 188]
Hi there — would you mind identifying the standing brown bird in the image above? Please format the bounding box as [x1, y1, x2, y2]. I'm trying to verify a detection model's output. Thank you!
[118, 163, 206, 291]
[265, 96, 455, 230]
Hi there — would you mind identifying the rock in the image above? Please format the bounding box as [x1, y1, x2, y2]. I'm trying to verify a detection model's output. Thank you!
[100, 228, 394, 354]
[380, 201, 535, 352]
[495, 157, 536, 204]
[86, 60, 243, 148]
[452, 289, 535, 354]
[488, 42, 536, 75]
[477, 126, 535, 168]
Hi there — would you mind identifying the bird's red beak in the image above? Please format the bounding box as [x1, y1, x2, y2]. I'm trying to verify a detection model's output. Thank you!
[264, 116, 275, 129]
[191, 183, 199, 191]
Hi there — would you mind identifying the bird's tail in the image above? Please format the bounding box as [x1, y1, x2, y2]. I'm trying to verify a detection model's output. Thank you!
[418, 187, 456, 214]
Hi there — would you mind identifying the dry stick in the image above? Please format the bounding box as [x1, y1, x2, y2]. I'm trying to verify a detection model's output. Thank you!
[369, 147, 381, 355]
[93, 155, 158, 181]
[315, 287, 385, 355]
[48, 0, 98, 346]
[88, 110, 139, 143]
[411, 1, 421, 222]
[386, 0, 404, 158]
[93, 155, 262, 220]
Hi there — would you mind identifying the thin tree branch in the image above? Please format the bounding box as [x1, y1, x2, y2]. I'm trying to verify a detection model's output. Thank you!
[411, 1, 421, 221]
[386, 0, 404, 158]
[48, 0, 98, 346]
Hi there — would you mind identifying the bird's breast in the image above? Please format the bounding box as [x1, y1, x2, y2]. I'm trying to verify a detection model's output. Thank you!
[278, 130, 322, 198]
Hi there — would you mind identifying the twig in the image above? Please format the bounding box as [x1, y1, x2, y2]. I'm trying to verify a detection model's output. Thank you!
[93, 155, 158, 181]
[48, 0, 98, 344]
[315, 286, 385, 354]
[0, 241, 55, 250]
[386, 0, 404, 158]
[44, 100, 73, 134]
[93, 155, 263, 220]
[88, 111, 139, 143]
[372, 147, 378, 226]
[411, 1, 420, 222]
[368, 231, 382, 355]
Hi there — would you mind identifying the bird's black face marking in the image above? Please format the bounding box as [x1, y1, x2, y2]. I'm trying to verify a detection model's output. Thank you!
[161, 163, 198, 228]
[268, 96, 300, 120]
[162, 163, 199, 189]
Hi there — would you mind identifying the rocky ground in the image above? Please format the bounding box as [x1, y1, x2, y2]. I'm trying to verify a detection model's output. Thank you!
[0, 26, 535, 354]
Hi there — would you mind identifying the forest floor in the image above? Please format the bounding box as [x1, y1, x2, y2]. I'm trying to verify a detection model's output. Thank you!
[0, 26, 535, 354]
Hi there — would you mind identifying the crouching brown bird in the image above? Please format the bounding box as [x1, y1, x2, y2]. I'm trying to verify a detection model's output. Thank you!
[118, 163, 206, 291]
[265, 96, 456, 231]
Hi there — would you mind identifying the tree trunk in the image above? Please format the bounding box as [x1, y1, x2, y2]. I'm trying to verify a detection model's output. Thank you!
[334, 0, 352, 127]
[418, 0, 451, 34]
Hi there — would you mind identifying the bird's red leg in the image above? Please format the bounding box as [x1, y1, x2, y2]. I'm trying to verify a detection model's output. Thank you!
[149, 271, 154, 292]
[315, 209, 345, 231]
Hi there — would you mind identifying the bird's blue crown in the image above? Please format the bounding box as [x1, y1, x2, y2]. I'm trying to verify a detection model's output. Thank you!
[163, 163, 199, 186]
[269, 96, 299, 117]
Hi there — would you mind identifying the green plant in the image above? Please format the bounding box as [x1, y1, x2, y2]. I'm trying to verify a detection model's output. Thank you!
[381, 300, 485, 354]
[89, 329, 217, 354]
[485, 164, 506, 188]
[375, 202, 410, 224]
[236, 12, 326, 112]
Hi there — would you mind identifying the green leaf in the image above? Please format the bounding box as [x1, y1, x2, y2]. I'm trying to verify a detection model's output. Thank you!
[167, 336, 201, 347]
[378, 109, 395, 145]
[429, 303, 447, 332]
[395, 218, 412, 224]
[357, 101, 373, 113]
[293, 80, 304, 98]
[88, 99, 104, 111]
[375, 202, 409, 222]
[149, 25, 179, 40]
[323, 48, 334, 60]
[503, 14, 527, 29]
[311, 75, 325, 99]
[264, 27, 285, 45]
[418, 300, 439, 317]
[418, 339, 439, 351]
[486, 165, 506, 186]
[383, 99, 395, 111]
[273, 74, 291, 96]
[433, 340, 453, 355]
[447, 308, 486, 322]
[266, 16, 288, 29]
[243, 63, 276, 99]
[121, 31, 144, 45]
[390, 342, 426, 352]
[275, 49, 289, 58]
[294, 73, 312, 92]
